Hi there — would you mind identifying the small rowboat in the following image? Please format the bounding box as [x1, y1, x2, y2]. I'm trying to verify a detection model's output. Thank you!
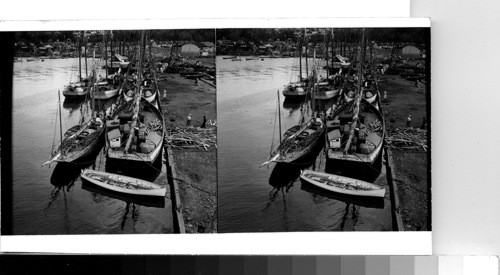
[81, 169, 166, 197]
[300, 170, 385, 197]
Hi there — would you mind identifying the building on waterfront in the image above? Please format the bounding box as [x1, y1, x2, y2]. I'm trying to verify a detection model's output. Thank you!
[401, 45, 421, 59]
[201, 42, 215, 53]
[172, 42, 215, 57]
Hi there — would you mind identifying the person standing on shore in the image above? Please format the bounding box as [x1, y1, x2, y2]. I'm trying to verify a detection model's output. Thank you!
[186, 114, 192, 127]
[201, 115, 207, 128]
[406, 114, 412, 128]
[420, 117, 427, 130]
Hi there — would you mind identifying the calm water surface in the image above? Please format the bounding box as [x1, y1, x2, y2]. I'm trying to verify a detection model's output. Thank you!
[217, 56, 392, 232]
[12, 58, 173, 234]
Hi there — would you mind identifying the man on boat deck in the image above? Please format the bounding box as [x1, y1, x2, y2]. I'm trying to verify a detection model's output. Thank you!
[314, 112, 323, 128]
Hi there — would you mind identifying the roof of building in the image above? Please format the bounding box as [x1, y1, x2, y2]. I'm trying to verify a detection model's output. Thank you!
[202, 41, 215, 47]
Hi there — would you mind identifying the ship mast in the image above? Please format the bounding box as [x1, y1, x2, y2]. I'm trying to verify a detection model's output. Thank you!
[78, 33, 82, 81]
[343, 28, 366, 155]
[104, 32, 108, 80]
[298, 31, 302, 81]
[304, 29, 308, 79]
[124, 30, 145, 153]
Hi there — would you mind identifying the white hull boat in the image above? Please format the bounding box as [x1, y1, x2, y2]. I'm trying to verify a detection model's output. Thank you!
[300, 170, 385, 197]
[81, 169, 166, 197]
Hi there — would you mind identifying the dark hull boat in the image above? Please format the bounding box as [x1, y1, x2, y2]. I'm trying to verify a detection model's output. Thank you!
[44, 83, 104, 166]
[325, 98, 384, 165]
[282, 82, 308, 100]
[262, 119, 325, 166]
[45, 121, 104, 164]
[62, 81, 89, 99]
[325, 29, 385, 166]
[105, 97, 165, 164]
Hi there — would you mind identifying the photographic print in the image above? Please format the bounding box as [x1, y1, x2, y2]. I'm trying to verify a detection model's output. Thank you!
[217, 27, 430, 232]
[6, 29, 216, 234]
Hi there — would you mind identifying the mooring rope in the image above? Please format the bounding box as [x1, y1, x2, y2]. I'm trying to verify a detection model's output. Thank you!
[131, 152, 216, 196]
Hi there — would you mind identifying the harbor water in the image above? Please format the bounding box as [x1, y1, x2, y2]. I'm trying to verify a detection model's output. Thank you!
[11, 58, 174, 234]
[217, 56, 393, 232]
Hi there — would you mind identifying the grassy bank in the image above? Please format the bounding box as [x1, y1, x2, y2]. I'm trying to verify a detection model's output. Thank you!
[379, 74, 430, 231]
[158, 70, 217, 233]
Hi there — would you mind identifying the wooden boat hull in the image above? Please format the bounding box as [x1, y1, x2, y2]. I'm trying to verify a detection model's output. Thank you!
[51, 123, 105, 164]
[92, 88, 119, 100]
[314, 88, 339, 100]
[275, 132, 324, 163]
[343, 91, 355, 103]
[262, 120, 325, 166]
[282, 82, 308, 99]
[62, 83, 89, 99]
[300, 170, 385, 197]
[326, 98, 385, 165]
[364, 92, 378, 104]
[106, 98, 165, 164]
[122, 88, 157, 104]
[81, 169, 166, 197]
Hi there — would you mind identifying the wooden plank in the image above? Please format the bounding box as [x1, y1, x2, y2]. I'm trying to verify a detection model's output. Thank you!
[167, 147, 186, 233]
[199, 78, 216, 88]
[385, 146, 405, 231]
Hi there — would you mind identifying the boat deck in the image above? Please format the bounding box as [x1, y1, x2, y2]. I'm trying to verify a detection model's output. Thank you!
[106, 100, 164, 163]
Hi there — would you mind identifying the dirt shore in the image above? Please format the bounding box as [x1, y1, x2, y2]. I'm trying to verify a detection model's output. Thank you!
[379, 74, 430, 231]
[158, 71, 217, 233]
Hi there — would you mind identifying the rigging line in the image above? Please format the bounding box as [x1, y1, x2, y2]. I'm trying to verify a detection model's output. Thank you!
[270, 97, 278, 156]
[51, 99, 60, 153]
[390, 178, 427, 195]
[349, 151, 384, 175]
[130, 152, 215, 196]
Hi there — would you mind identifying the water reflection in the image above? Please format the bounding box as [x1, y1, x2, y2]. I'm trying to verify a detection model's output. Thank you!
[62, 98, 85, 114]
[218, 56, 391, 232]
[282, 99, 302, 115]
[47, 148, 102, 207]
[340, 203, 359, 231]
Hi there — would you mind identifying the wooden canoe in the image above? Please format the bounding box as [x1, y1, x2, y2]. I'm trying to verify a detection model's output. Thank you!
[300, 170, 385, 197]
[81, 169, 166, 197]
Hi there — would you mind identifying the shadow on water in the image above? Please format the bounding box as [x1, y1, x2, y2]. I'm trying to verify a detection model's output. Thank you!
[325, 151, 383, 183]
[81, 149, 166, 230]
[282, 99, 302, 114]
[264, 141, 325, 211]
[300, 175, 384, 231]
[46, 147, 103, 216]
[62, 98, 84, 116]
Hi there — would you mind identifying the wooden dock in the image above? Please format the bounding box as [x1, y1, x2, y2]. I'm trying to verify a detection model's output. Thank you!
[385, 146, 405, 231]
[166, 147, 186, 233]
[200, 78, 216, 88]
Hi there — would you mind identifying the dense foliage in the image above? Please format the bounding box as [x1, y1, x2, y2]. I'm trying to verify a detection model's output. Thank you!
[14, 29, 215, 45]
[217, 28, 429, 45]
